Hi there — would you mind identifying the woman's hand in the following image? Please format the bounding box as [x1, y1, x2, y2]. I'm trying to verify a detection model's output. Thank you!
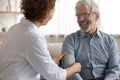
[53, 52, 68, 66]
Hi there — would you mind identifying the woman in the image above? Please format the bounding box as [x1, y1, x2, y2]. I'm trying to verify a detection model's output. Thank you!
[0, 0, 81, 80]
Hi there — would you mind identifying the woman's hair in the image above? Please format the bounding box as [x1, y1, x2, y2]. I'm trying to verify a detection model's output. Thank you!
[21, 0, 56, 22]
[76, 0, 99, 13]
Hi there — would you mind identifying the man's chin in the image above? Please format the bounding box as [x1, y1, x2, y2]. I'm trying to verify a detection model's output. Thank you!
[82, 29, 91, 34]
[81, 28, 89, 32]
[82, 25, 91, 32]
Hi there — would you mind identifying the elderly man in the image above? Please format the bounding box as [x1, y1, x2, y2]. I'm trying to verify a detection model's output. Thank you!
[62, 0, 120, 80]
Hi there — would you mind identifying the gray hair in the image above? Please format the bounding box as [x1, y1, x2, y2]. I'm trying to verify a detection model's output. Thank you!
[75, 0, 99, 13]
[75, 0, 101, 28]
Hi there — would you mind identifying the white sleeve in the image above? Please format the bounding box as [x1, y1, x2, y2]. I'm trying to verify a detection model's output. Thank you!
[26, 36, 66, 80]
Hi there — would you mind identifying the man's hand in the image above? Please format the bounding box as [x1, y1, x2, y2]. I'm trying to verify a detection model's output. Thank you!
[53, 52, 68, 66]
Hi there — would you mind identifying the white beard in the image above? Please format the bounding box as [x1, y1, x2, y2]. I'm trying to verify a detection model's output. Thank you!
[81, 24, 92, 32]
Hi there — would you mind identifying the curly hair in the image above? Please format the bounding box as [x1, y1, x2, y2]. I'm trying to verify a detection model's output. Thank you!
[21, 0, 56, 22]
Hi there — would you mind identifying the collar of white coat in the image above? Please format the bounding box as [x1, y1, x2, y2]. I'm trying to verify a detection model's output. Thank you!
[20, 17, 39, 33]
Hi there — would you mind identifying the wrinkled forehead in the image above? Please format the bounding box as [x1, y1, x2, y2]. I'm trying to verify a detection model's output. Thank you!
[75, 5, 91, 14]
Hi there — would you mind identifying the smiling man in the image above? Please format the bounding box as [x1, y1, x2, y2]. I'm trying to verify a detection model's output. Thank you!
[62, 0, 120, 80]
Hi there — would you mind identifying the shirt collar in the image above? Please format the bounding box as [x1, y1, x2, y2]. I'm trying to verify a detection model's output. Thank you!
[96, 29, 102, 38]
[80, 29, 102, 38]
[80, 30, 86, 38]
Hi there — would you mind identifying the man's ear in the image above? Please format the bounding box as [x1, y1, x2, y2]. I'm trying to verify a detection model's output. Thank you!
[95, 12, 99, 21]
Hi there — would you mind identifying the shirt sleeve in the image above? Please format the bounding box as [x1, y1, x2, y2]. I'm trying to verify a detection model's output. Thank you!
[105, 37, 120, 80]
[26, 36, 66, 80]
[62, 35, 75, 54]
[62, 35, 83, 80]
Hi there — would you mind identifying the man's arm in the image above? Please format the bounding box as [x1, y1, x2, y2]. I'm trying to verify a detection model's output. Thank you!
[105, 37, 120, 80]
[52, 52, 82, 79]
[62, 36, 83, 80]
[62, 53, 83, 80]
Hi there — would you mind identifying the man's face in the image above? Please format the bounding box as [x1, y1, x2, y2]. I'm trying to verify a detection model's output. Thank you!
[76, 5, 97, 33]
